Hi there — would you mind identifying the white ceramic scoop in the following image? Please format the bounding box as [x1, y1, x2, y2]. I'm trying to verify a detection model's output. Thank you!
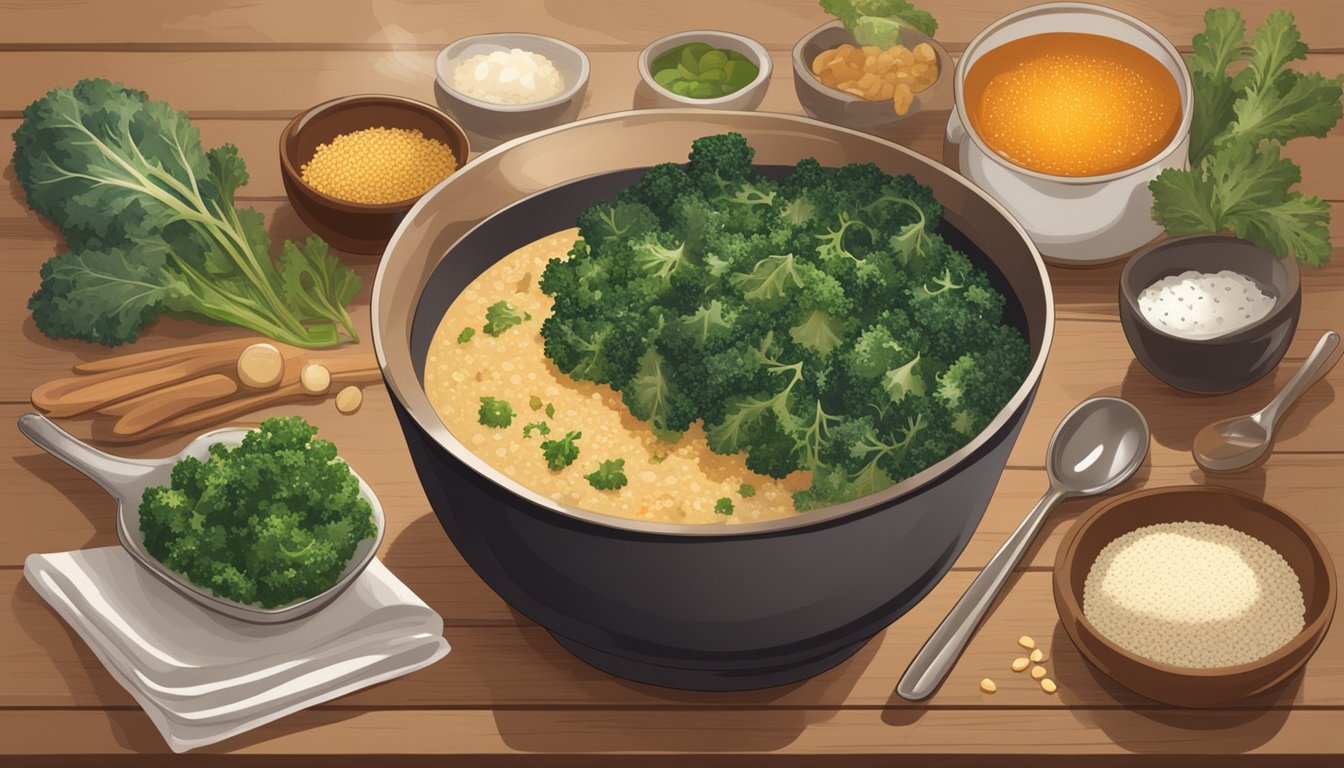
[18, 413, 385, 624]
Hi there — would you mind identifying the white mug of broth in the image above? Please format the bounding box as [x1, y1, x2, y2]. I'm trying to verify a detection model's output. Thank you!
[945, 3, 1192, 265]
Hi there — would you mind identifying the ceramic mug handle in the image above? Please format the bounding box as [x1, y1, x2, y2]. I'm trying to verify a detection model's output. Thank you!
[945, 108, 966, 147]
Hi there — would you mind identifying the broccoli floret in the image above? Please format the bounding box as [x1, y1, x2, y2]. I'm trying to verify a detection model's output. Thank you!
[620, 163, 697, 219]
[584, 459, 628, 491]
[541, 430, 581, 470]
[484, 300, 528, 336]
[138, 416, 375, 609]
[538, 133, 1030, 511]
[478, 396, 516, 428]
[687, 132, 757, 194]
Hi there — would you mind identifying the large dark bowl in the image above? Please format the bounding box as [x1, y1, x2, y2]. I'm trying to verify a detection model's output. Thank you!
[1119, 234, 1301, 394]
[372, 111, 1053, 690]
[279, 95, 470, 254]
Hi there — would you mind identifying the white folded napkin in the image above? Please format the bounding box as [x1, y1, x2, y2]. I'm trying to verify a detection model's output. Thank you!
[25, 547, 450, 753]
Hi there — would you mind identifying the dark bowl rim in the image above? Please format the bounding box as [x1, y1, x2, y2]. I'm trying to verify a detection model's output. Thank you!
[790, 20, 951, 107]
[1054, 484, 1338, 681]
[278, 94, 471, 214]
[371, 109, 1054, 538]
[1118, 233, 1302, 345]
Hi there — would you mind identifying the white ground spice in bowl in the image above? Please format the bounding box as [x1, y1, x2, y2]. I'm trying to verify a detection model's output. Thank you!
[1136, 270, 1276, 340]
[452, 48, 565, 105]
[1083, 521, 1305, 669]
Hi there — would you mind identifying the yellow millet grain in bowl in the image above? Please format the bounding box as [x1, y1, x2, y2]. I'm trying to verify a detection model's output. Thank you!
[300, 126, 458, 205]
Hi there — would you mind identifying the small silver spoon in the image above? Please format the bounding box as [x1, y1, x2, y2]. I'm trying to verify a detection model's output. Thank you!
[1193, 330, 1342, 473]
[17, 413, 385, 624]
[896, 397, 1149, 701]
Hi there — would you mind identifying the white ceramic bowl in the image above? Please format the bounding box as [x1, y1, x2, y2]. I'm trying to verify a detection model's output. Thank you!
[946, 3, 1193, 265]
[637, 30, 771, 110]
[434, 33, 590, 151]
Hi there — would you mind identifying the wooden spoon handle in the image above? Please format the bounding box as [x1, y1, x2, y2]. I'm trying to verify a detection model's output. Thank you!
[107, 374, 240, 435]
[72, 338, 258, 375]
[98, 366, 383, 443]
[33, 358, 238, 417]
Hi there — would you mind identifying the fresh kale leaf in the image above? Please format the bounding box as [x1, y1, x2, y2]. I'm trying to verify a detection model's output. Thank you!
[1151, 10, 1341, 264]
[14, 79, 360, 346]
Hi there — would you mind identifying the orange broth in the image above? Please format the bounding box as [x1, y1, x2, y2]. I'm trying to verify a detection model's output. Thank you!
[963, 32, 1181, 177]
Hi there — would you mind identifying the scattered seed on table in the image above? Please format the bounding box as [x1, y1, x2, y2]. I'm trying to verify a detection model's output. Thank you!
[979, 678, 997, 694]
[1031, 665, 1047, 680]
[1041, 678, 1058, 694]
[237, 342, 284, 389]
[335, 385, 363, 414]
[1011, 657, 1030, 672]
[1018, 635, 1036, 650]
[1030, 648, 1046, 663]
[300, 362, 332, 395]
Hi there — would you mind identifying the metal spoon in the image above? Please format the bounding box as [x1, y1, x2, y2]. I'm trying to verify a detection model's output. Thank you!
[896, 397, 1150, 701]
[17, 413, 385, 623]
[1193, 330, 1342, 473]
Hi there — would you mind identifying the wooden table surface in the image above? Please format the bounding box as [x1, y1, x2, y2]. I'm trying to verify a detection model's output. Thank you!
[2, 0, 1341, 765]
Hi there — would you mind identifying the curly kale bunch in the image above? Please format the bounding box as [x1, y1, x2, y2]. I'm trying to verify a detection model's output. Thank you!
[540, 133, 1030, 511]
[140, 416, 376, 608]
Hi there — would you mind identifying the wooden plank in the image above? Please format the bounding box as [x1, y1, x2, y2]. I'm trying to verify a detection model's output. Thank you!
[5, 384, 1342, 572]
[1, 48, 1341, 196]
[2, 311, 1343, 567]
[5, 559, 1342, 710]
[3, 261, 1342, 458]
[1, 0, 1341, 51]
[2, 707, 1344, 764]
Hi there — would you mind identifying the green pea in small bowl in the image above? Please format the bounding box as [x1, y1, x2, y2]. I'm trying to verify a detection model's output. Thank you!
[637, 30, 772, 110]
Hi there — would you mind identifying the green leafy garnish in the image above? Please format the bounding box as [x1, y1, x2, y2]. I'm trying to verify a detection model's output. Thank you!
[539, 133, 1029, 512]
[584, 459, 629, 491]
[820, 0, 938, 48]
[484, 300, 527, 336]
[522, 421, 551, 439]
[1151, 9, 1342, 265]
[541, 430, 581, 470]
[529, 395, 544, 411]
[13, 79, 360, 347]
[139, 417, 375, 608]
[738, 483, 756, 498]
[478, 397, 516, 428]
[545, 403, 556, 419]
[715, 497, 735, 515]
[457, 327, 476, 344]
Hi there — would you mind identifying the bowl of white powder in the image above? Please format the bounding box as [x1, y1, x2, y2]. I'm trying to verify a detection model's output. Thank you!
[1055, 486, 1335, 707]
[1119, 235, 1300, 394]
[434, 33, 590, 151]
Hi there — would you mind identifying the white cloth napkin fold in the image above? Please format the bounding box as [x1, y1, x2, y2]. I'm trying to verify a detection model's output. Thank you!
[25, 546, 450, 753]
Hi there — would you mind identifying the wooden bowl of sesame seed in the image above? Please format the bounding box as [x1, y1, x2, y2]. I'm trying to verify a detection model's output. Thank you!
[1054, 486, 1336, 707]
[280, 95, 470, 254]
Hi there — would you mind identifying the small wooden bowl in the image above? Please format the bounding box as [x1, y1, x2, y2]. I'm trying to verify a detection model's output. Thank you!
[1054, 485, 1336, 707]
[279, 95, 469, 254]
